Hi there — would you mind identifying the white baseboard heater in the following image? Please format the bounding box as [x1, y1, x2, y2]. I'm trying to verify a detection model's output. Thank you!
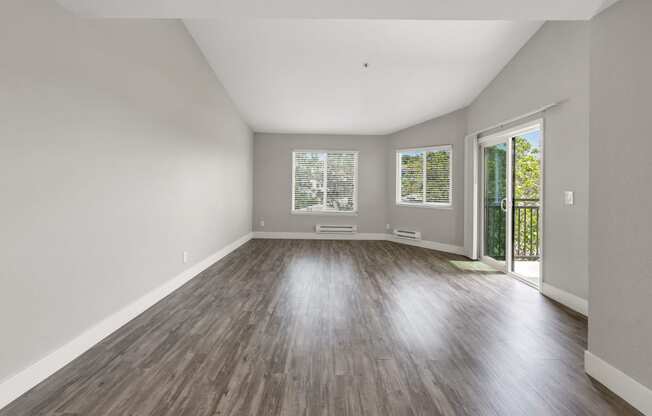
[393, 229, 422, 240]
[316, 224, 357, 234]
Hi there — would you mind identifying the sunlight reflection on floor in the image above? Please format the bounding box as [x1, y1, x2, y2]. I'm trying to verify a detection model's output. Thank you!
[448, 260, 498, 273]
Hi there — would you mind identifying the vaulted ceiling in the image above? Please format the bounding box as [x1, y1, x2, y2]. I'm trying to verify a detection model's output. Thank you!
[186, 19, 542, 134]
[56, 0, 618, 134]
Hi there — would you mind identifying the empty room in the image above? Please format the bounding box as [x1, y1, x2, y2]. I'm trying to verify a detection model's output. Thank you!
[2, 0, 651, 415]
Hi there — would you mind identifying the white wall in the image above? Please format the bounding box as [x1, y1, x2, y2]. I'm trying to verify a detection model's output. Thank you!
[467, 21, 591, 300]
[253, 133, 387, 234]
[387, 109, 467, 246]
[0, 0, 253, 383]
[589, 0, 652, 390]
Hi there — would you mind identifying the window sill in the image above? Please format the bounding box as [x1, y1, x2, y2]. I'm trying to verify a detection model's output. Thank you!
[395, 203, 453, 210]
[291, 210, 359, 217]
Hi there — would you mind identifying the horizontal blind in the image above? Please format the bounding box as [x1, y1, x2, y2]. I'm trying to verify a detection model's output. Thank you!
[293, 152, 326, 211]
[398, 146, 451, 206]
[425, 148, 451, 204]
[326, 152, 356, 212]
[293, 151, 357, 213]
[400, 150, 424, 203]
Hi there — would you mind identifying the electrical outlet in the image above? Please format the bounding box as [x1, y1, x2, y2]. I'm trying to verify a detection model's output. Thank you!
[260, 219, 265, 227]
[183, 251, 188, 264]
[386, 223, 390, 230]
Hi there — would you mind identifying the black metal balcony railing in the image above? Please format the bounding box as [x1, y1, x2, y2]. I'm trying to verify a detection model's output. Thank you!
[485, 204, 507, 260]
[485, 199, 540, 261]
[513, 199, 540, 261]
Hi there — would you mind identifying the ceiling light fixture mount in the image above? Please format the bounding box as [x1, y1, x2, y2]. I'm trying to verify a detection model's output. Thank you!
[362, 62, 369, 69]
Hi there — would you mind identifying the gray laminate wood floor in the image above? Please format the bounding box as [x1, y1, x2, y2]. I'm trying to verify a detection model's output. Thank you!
[1, 240, 641, 416]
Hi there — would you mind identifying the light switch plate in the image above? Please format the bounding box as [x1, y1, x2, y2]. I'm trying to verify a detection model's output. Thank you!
[564, 191, 574, 206]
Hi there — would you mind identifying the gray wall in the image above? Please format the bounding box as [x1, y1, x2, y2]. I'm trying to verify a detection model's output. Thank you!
[589, 0, 652, 389]
[253, 134, 387, 234]
[253, 120, 467, 243]
[0, 0, 253, 383]
[387, 109, 467, 246]
[467, 21, 591, 300]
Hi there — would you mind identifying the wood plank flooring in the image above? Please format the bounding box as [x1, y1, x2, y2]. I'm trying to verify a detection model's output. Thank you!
[1, 240, 641, 416]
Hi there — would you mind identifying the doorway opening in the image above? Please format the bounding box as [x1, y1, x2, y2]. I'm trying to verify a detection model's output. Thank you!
[479, 121, 543, 289]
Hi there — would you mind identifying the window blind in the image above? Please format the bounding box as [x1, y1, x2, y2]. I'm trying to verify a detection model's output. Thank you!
[293, 151, 357, 213]
[397, 146, 451, 206]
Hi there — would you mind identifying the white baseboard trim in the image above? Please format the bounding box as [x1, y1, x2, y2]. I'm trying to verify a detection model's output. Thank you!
[0, 232, 253, 411]
[541, 283, 588, 316]
[387, 235, 466, 256]
[585, 351, 652, 415]
[252, 232, 466, 256]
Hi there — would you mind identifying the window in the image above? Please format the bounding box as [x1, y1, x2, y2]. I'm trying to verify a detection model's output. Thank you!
[292, 150, 358, 214]
[396, 145, 452, 207]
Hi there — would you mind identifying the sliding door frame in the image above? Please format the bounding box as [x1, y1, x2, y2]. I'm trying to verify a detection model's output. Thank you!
[478, 135, 511, 272]
[476, 119, 544, 290]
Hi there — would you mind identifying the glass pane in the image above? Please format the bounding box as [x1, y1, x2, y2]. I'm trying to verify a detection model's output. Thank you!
[400, 151, 424, 203]
[484, 143, 507, 261]
[425, 150, 451, 204]
[326, 152, 356, 212]
[511, 131, 542, 285]
[293, 152, 325, 211]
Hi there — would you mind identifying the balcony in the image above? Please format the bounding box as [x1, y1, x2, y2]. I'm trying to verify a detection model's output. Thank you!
[485, 198, 540, 286]
[513, 199, 540, 285]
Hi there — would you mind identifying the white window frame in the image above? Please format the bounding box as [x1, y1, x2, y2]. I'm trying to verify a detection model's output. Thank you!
[395, 145, 453, 209]
[291, 149, 359, 216]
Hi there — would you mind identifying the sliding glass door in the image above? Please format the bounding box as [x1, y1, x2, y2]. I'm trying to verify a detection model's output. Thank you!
[510, 130, 542, 287]
[481, 140, 509, 267]
[479, 122, 543, 289]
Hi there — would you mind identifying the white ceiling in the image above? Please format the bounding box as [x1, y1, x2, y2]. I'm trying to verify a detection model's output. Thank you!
[186, 19, 542, 134]
[56, 0, 619, 134]
[57, 0, 619, 20]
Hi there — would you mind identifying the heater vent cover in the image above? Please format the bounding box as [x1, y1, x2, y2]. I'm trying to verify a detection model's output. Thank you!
[315, 224, 358, 234]
[393, 229, 422, 240]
